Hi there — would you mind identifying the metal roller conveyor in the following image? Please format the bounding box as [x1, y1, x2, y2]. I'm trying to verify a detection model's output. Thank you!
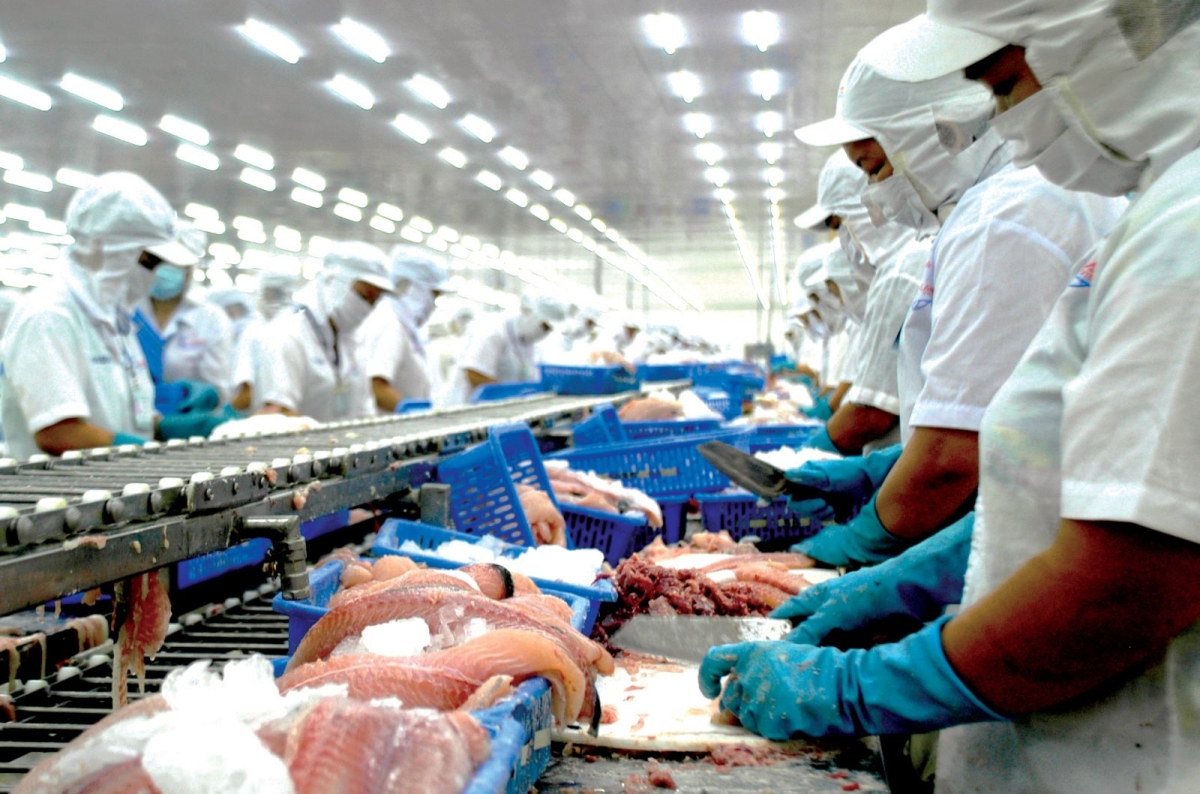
[0, 386, 684, 617]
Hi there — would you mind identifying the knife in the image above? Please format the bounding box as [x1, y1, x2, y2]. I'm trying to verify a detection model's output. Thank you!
[698, 440, 858, 524]
[609, 615, 793, 664]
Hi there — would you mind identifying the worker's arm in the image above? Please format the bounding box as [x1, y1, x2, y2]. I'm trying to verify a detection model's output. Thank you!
[945, 517, 1200, 715]
[826, 381, 851, 412]
[465, 369, 496, 389]
[230, 383, 252, 412]
[34, 418, 121, 456]
[258, 403, 300, 417]
[875, 426, 978, 540]
[371, 376, 402, 414]
[824, 403, 899, 455]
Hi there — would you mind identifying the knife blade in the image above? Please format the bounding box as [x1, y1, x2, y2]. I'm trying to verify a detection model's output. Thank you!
[609, 615, 793, 664]
[698, 440, 857, 523]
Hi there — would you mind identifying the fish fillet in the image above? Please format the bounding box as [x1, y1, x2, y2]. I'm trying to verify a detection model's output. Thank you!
[112, 570, 171, 708]
[277, 655, 490, 710]
[700, 552, 815, 573]
[459, 563, 514, 600]
[370, 555, 418, 581]
[732, 564, 805, 595]
[327, 570, 477, 609]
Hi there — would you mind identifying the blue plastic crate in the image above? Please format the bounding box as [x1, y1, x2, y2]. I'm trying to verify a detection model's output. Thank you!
[546, 428, 752, 498]
[571, 403, 625, 446]
[463, 715, 527, 794]
[301, 510, 351, 541]
[396, 399, 432, 414]
[694, 369, 766, 404]
[538, 364, 638, 396]
[472, 381, 546, 403]
[372, 518, 615, 634]
[637, 362, 703, 382]
[692, 386, 737, 421]
[622, 418, 722, 440]
[436, 439, 540, 547]
[744, 424, 823, 453]
[628, 494, 690, 552]
[696, 491, 823, 546]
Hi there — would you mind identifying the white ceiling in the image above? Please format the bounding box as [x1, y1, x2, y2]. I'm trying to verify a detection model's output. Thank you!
[0, 0, 923, 317]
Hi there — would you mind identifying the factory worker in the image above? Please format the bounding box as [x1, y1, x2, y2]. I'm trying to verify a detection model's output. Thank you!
[133, 223, 234, 416]
[229, 271, 296, 412]
[792, 245, 855, 414]
[443, 292, 570, 406]
[426, 302, 475, 399]
[700, 14, 1200, 788]
[0, 172, 198, 458]
[256, 242, 393, 422]
[781, 27, 1124, 567]
[207, 289, 257, 343]
[609, 314, 641, 355]
[538, 303, 603, 364]
[801, 152, 929, 455]
[360, 245, 452, 413]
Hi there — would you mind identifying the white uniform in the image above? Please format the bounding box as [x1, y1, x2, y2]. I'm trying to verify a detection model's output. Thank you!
[136, 296, 235, 402]
[897, 162, 1127, 441]
[359, 300, 432, 408]
[0, 266, 156, 459]
[256, 307, 373, 423]
[231, 317, 270, 411]
[938, 147, 1200, 794]
[444, 316, 537, 407]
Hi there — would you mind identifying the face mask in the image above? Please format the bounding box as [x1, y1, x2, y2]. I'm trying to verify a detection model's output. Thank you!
[861, 172, 942, 239]
[988, 80, 1148, 197]
[328, 289, 373, 335]
[397, 287, 437, 329]
[514, 314, 551, 345]
[149, 265, 188, 301]
[123, 262, 159, 312]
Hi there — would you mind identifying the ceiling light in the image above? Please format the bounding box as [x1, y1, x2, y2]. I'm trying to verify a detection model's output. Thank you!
[276, 237, 303, 253]
[332, 17, 390, 63]
[757, 111, 784, 138]
[159, 114, 209, 146]
[765, 167, 785, 186]
[232, 216, 262, 231]
[643, 13, 686, 55]
[328, 74, 375, 110]
[61, 73, 123, 111]
[437, 226, 459, 242]
[176, 144, 219, 171]
[427, 235, 449, 252]
[530, 204, 550, 221]
[400, 227, 424, 243]
[376, 203, 403, 222]
[55, 167, 93, 189]
[292, 168, 326, 191]
[238, 18, 303, 64]
[308, 236, 333, 257]
[449, 244, 469, 259]
[715, 187, 735, 203]
[192, 216, 225, 235]
[696, 142, 724, 164]
[407, 74, 450, 109]
[751, 69, 780, 101]
[392, 114, 431, 144]
[274, 225, 301, 242]
[208, 243, 240, 265]
[758, 142, 783, 164]
[438, 147, 467, 168]
[4, 203, 42, 222]
[705, 167, 730, 187]
[4, 170, 51, 193]
[409, 216, 434, 234]
[337, 187, 368, 208]
[0, 151, 21, 171]
[498, 146, 529, 171]
[481, 244, 500, 259]
[668, 71, 702, 103]
[526, 172, 554, 194]
[0, 75, 51, 111]
[683, 113, 712, 138]
[291, 187, 323, 208]
[553, 188, 575, 207]
[92, 115, 146, 145]
[506, 188, 529, 207]
[237, 226, 267, 245]
[459, 114, 495, 143]
[370, 215, 396, 234]
[234, 144, 274, 170]
[742, 11, 781, 52]
[766, 187, 786, 203]
[461, 236, 481, 251]
[476, 170, 502, 191]
[573, 204, 593, 221]
[591, 218, 607, 234]
[550, 218, 569, 234]
[185, 203, 219, 221]
[567, 228, 585, 243]
[333, 203, 363, 222]
[240, 167, 276, 191]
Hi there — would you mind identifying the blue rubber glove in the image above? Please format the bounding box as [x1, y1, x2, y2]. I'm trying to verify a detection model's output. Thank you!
[793, 495, 915, 566]
[171, 380, 221, 414]
[157, 411, 227, 440]
[219, 403, 247, 422]
[803, 426, 843, 455]
[784, 443, 902, 521]
[802, 395, 833, 421]
[698, 615, 1005, 739]
[111, 432, 146, 447]
[774, 513, 974, 645]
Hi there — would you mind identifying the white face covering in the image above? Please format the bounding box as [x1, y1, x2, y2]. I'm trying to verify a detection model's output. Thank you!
[513, 314, 551, 345]
[862, 169, 943, 238]
[396, 287, 437, 329]
[328, 289, 373, 335]
[988, 78, 1149, 196]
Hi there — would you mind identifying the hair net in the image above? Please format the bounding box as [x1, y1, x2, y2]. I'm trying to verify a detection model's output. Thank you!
[816, 150, 916, 275]
[176, 222, 209, 264]
[793, 241, 837, 294]
[388, 245, 452, 292]
[208, 288, 255, 317]
[256, 270, 297, 320]
[823, 242, 872, 323]
[297, 241, 392, 324]
[520, 292, 571, 326]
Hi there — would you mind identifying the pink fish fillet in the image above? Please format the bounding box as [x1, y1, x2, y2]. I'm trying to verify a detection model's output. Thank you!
[732, 564, 806, 596]
[516, 485, 567, 546]
[327, 570, 477, 609]
[700, 552, 816, 573]
[277, 655, 504, 710]
[370, 555, 419, 581]
[112, 570, 171, 708]
[285, 699, 491, 794]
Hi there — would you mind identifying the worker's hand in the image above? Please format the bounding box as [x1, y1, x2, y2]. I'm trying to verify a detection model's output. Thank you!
[801, 426, 842, 455]
[171, 380, 221, 414]
[774, 513, 974, 645]
[802, 395, 834, 421]
[793, 495, 913, 567]
[157, 411, 227, 441]
[784, 444, 902, 521]
[698, 616, 1005, 739]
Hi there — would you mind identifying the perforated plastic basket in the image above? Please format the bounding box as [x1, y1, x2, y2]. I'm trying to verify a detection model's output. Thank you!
[744, 424, 823, 453]
[622, 418, 721, 439]
[436, 439, 540, 547]
[538, 364, 638, 396]
[396, 399, 432, 414]
[546, 428, 752, 498]
[694, 369, 766, 404]
[571, 403, 625, 446]
[471, 381, 546, 403]
[372, 518, 615, 634]
[692, 386, 737, 421]
[637, 362, 703, 382]
[695, 491, 823, 548]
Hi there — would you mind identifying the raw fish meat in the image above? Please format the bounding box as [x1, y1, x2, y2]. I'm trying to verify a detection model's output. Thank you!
[112, 570, 171, 708]
[459, 562, 515, 599]
[733, 564, 805, 595]
[277, 655, 510, 711]
[618, 397, 684, 421]
[328, 570, 479, 609]
[516, 484, 567, 546]
[369, 555, 418, 581]
[699, 552, 815, 573]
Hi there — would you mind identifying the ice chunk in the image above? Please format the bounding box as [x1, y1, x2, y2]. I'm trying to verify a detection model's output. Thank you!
[360, 618, 432, 658]
[754, 446, 842, 471]
[142, 718, 294, 794]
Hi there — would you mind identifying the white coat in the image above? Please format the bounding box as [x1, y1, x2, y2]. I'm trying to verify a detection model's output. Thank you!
[359, 300, 433, 410]
[136, 296, 235, 402]
[443, 317, 537, 407]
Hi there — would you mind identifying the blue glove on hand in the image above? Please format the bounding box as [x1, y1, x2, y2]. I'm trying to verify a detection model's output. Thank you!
[803, 426, 843, 455]
[172, 380, 221, 414]
[802, 395, 833, 421]
[157, 411, 227, 440]
[784, 443, 903, 521]
[111, 432, 146, 447]
[774, 513, 974, 645]
[698, 615, 1005, 739]
[793, 495, 915, 566]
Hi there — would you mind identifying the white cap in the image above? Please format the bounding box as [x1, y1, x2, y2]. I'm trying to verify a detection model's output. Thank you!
[176, 221, 209, 262]
[521, 292, 570, 325]
[859, 14, 1007, 83]
[389, 244, 453, 292]
[794, 202, 833, 231]
[323, 241, 394, 293]
[208, 288, 254, 313]
[66, 172, 198, 266]
[794, 67, 873, 147]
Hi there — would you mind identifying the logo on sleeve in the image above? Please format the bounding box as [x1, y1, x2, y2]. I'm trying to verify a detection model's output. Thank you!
[1069, 261, 1097, 289]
